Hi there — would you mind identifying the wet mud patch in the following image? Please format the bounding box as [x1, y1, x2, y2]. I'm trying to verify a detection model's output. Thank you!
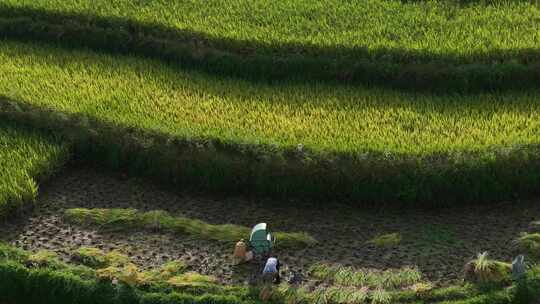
[1, 167, 539, 286]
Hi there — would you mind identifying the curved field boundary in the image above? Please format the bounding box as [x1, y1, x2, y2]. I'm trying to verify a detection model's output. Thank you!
[0, 6, 539, 92]
[0, 121, 69, 220]
[3, 98, 540, 207]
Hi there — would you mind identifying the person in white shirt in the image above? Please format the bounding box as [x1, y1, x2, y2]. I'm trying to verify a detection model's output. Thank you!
[262, 257, 281, 284]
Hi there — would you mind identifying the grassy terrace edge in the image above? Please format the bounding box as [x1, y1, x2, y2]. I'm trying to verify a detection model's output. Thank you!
[0, 242, 529, 304]
[0, 5, 539, 92]
[4, 98, 540, 206]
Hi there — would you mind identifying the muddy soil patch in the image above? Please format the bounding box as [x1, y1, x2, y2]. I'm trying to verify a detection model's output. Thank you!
[1, 167, 538, 285]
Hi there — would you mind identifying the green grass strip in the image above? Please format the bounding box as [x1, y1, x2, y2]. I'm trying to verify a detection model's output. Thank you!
[0, 120, 68, 219]
[0, 2, 539, 91]
[64, 208, 316, 248]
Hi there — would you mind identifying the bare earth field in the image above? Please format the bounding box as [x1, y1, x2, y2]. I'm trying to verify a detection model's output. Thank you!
[1, 167, 537, 287]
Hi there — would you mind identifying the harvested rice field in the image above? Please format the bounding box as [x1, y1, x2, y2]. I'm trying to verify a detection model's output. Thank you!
[1, 167, 537, 287]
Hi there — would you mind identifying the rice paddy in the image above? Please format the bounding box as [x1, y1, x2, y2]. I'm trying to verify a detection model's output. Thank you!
[1, 1, 540, 303]
[2, 41, 540, 157]
[1, 0, 539, 63]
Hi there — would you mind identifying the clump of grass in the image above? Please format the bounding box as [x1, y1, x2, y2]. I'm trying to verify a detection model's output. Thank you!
[348, 288, 369, 304]
[0, 242, 30, 263]
[167, 272, 217, 288]
[106, 250, 131, 266]
[371, 288, 392, 304]
[308, 263, 336, 281]
[276, 283, 309, 304]
[97, 262, 140, 286]
[308, 263, 423, 290]
[72, 247, 130, 268]
[64, 208, 316, 248]
[410, 282, 433, 295]
[27, 250, 59, 267]
[138, 260, 188, 286]
[65, 208, 138, 230]
[515, 232, 540, 258]
[72, 247, 108, 268]
[464, 252, 511, 285]
[367, 233, 401, 247]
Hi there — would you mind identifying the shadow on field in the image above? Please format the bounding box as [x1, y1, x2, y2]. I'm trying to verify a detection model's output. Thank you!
[1, 5, 540, 92]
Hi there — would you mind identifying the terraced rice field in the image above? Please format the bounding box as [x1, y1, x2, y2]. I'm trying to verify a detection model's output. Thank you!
[2, 41, 540, 156]
[2, 1, 540, 303]
[2, 0, 539, 62]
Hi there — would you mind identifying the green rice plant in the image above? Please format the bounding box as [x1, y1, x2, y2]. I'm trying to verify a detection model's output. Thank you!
[370, 288, 392, 304]
[311, 287, 328, 304]
[382, 267, 423, 289]
[348, 288, 369, 304]
[0, 0, 538, 69]
[277, 283, 309, 304]
[0, 120, 68, 219]
[138, 261, 188, 288]
[0, 242, 29, 263]
[64, 208, 316, 248]
[308, 263, 336, 281]
[410, 282, 433, 296]
[308, 263, 423, 292]
[72, 247, 107, 268]
[0, 243, 252, 304]
[464, 252, 511, 285]
[323, 286, 371, 304]
[72, 247, 131, 270]
[27, 250, 59, 268]
[64, 208, 138, 230]
[167, 272, 217, 288]
[334, 267, 356, 286]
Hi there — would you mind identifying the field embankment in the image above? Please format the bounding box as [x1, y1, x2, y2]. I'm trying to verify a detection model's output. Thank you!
[0, 1, 538, 91]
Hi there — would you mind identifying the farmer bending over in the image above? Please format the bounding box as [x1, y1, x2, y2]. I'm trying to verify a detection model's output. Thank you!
[262, 257, 280, 284]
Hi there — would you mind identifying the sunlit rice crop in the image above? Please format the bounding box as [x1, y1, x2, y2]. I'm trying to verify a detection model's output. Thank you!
[0, 121, 68, 218]
[1, 41, 540, 157]
[1, 0, 539, 62]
